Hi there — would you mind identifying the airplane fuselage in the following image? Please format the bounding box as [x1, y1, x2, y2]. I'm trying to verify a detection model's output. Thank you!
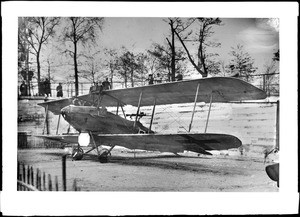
[61, 105, 151, 134]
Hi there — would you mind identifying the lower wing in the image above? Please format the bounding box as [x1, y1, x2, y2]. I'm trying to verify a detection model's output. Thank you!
[36, 133, 241, 155]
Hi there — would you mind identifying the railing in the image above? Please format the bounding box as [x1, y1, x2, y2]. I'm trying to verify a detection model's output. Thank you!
[17, 155, 80, 191]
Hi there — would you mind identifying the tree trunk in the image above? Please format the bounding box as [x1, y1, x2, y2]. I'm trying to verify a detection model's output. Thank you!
[174, 30, 205, 77]
[198, 30, 208, 77]
[36, 53, 41, 95]
[171, 27, 176, 81]
[131, 69, 134, 87]
[110, 64, 114, 89]
[73, 41, 79, 96]
[124, 72, 127, 88]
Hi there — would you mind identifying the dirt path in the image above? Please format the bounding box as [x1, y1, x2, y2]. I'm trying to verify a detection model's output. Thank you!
[17, 148, 278, 192]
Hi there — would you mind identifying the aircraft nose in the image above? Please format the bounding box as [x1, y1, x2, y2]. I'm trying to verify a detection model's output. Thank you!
[61, 106, 71, 116]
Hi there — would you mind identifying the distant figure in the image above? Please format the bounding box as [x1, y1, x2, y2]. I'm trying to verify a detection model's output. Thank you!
[148, 74, 154, 85]
[39, 79, 45, 96]
[44, 78, 51, 97]
[94, 82, 99, 91]
[56, 83, 63, 97]
[229, 64, 239, 77]
[20, 81, 27, 96]
[72, 97, 80, 106]
[89, 83, 94, 93]
[175, 72, 183, 81]
[97, 82, 103, 92]
[156, 73, 162, 84]
[102, 78, 111, 90]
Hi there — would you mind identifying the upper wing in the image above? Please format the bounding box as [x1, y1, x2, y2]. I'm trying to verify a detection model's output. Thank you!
[36, 133, 241, 155]
[101, 77, 267, 107]
[38, 77, 266, 114]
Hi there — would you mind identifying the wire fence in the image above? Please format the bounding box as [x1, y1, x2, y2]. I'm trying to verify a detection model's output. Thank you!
[18, 73, 279, 98]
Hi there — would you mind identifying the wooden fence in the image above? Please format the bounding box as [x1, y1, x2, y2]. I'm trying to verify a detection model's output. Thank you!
[17, 155, 80, 191]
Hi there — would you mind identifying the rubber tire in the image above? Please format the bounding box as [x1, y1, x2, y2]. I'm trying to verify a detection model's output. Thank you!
[72, 147, 84, 161]
[98, 148, 109, 163]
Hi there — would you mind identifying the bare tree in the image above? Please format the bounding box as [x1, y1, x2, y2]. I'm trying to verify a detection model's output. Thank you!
[117, 48, 145, 88]
[18, 18, 28, 73]
[164, 18, 193, 81]
[104, 48, 120, 89]
[63, 17, 104, 96]
[80, 47, 103, 84]
[148, 42, 188, 82]
[273, 49, 279, 62]
[148, 43, 172, 81]
[20, 17, 60, 95]
[228, 44, 257, 82]
[263, 61, 278, 96]
[175, 18, 222, 77]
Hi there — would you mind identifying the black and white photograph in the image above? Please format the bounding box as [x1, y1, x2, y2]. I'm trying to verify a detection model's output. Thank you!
[1, 1, 298, 215]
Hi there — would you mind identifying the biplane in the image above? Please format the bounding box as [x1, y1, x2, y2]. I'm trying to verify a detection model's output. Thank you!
[36, 77, 267, 163]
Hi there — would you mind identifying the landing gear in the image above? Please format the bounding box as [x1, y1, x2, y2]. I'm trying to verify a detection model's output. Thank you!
[98, 148, 112, 163]
[72, 146, 84, 160]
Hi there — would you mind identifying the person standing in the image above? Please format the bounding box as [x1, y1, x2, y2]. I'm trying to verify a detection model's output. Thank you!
[20, 81, 27, 96]
[156, 73, 162, 83]
[148, 74, 154, 85]
[102, 78, 111, 90]
[175, 72, 183, 81]
[56, 83, 63, 97]
[44, 78, 51, 97]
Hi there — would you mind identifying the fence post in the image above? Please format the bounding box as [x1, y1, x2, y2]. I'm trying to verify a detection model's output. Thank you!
[55, 176, 59, 191]
[43, 172, 46, 191]
[48, 174, 52, 191]
[17, 161, 20, 179]
[22, 164, 26, 189]
[36, 168, 39, 189]
[73, 179, 77, 191]
[27, 165, 30, 186]
[276, 100, 280, 150]
[38, 172, 42, 190]
[30, 166, 34, 187]
[17, 162, 20, 190]
[62, 154, 67, 191]
[262, 74, 266, 92]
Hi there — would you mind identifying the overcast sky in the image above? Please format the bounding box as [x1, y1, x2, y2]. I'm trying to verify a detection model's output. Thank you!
[25, 17, 280, 82]
[99, 17, 279, 75]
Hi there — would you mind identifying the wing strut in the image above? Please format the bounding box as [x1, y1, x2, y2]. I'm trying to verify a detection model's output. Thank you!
[116, 102, 119, 115]
[120, 105, 126, 119]
[134, 91, 143, 128]
[42, 105, 49, 135]
[204, 93, 213, 133]
[97, 94, 103, 108]
[148, 98, 156, 133]
[89, 132, 100, 156]
[56, 114, 61, 135]
[188, 83, 200, 132]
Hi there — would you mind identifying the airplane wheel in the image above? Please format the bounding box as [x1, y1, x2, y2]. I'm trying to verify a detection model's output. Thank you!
[98, 155, 108, 163]
[72, 147, 84, 161]
[98, 148, 109, 163]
